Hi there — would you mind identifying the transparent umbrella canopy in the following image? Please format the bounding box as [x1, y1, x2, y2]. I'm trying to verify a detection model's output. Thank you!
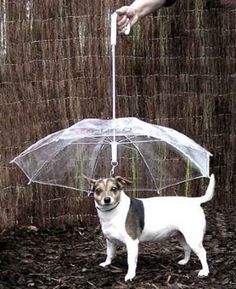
[10, 117, 211, 194]
[10, 14, 212, 194]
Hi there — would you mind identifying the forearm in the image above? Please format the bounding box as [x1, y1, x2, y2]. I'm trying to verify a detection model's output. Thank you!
[129, 0, 166, 19]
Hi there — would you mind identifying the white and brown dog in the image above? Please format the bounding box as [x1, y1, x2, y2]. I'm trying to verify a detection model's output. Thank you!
[85, 174, 215, 282]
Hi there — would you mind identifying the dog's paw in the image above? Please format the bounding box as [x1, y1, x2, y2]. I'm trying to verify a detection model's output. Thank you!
[198, 269, 209, 277]
[125, 272, 135, 282]
[99, 261, 110, 267]
[178, 259, 189, 265]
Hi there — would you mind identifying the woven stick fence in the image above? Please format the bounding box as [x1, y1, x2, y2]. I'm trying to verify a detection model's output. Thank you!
[0, 0, 235, 230]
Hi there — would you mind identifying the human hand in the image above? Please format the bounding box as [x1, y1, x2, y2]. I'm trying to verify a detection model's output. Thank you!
[116, 6, 139, 34]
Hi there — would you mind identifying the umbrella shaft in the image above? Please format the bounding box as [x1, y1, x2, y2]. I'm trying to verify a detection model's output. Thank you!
[112, 44, 116, 120]
[111, 13, 118, 170]
[111, 13, 117, 121]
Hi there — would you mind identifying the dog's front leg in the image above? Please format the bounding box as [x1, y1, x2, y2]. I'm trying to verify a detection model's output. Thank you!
[125, 239, 139, 282]
[100, 239, 116, 267]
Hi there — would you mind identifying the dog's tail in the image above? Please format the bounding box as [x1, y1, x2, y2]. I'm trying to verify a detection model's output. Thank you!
[198, 174, 215, 204]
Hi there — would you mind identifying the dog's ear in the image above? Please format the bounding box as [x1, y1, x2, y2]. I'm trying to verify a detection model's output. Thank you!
[115, 176, 132, 188]
[83, 175, 97, 191]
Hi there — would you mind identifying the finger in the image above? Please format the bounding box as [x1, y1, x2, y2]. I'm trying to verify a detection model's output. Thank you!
[128, 14, 138, 27]
[120, 25, 130, 35]
[116, 5, 129, 16]
[124, 23, 131, 35]
[117, 15, 128, 27]
[118, 19, 130, 33]
[119, 24, 131, 35]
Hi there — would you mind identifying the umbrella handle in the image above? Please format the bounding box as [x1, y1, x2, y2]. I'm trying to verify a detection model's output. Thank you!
[111, 141, 118, 164]
[110, 141, 118, 177]
[111, 13, 117, 46]
[111, 12, 131, 44]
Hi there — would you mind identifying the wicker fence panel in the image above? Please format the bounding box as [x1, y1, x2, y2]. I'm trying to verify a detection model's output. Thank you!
[0, 0, 235, 230]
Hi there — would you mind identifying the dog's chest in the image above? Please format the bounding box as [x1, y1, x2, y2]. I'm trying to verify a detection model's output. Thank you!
[99, 197, 145, 243]
[100, 217, 126, 245]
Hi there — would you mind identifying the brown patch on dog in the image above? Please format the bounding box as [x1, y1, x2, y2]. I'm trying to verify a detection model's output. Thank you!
[125, 198, 145, 240]
[92, 179, 107, 205]
[114, 176, 132, 188]
[83, 176, 131, 207]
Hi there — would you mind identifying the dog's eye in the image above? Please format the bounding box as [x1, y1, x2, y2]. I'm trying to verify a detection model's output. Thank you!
[95, 188, 102, 195]
[111, 186, 117, 192]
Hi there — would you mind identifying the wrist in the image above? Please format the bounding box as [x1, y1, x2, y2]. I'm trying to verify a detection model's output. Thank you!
[130, 0, 166, 19]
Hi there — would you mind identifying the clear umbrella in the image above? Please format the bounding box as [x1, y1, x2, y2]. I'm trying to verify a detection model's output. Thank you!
[11, 116, 211, 193]
[10, 13, 212, 194]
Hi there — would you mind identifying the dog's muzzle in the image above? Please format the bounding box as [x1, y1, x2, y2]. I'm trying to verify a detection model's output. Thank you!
[104, 197, 111, 204]
[96, 199, 120, 212]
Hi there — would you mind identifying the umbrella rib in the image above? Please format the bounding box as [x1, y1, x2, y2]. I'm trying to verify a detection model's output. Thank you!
[122, 136, 209, 176]
[105, 136, 113, 143]
[14, 131, 64, 160]
[124, 135, 160, 194]
[91, 136, 108, 178]
[119, 137, 160, 144]
[118, 135, 137, 143]
[25, 179, 90, 194]
[157, 140, 209, 177]
[23, 137, 111, 184]
[157, 175, 205, 191]
[28, 144, 70, 182]
[71, 136, 113, 145]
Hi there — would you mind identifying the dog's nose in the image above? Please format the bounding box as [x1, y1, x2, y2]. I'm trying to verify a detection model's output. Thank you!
[104, 197, 111, 204]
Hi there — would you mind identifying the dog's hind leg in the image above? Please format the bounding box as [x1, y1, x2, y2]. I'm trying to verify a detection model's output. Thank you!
[183, 232, 209, 277]
[100, 239, 116, 267]
[192, 243, 209, 277]
[176, 233, 191, 265]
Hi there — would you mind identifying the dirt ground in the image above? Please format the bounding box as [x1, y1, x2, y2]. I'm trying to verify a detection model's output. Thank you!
[0, 206, 235, 289]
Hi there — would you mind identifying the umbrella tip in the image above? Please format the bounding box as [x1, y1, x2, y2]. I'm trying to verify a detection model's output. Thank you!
[28, 180, 32, 185]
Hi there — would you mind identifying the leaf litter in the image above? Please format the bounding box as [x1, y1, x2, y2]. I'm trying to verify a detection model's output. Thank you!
[0, 207, 235, 289]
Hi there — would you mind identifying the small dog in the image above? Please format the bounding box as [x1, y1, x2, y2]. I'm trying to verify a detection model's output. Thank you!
[85, 174, 215, 282]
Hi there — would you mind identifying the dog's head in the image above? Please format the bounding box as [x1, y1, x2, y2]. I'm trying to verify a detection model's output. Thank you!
[84, 176, 131, 211]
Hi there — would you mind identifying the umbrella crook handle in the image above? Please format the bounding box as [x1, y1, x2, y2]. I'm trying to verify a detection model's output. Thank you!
[110, 161, 118, 177]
